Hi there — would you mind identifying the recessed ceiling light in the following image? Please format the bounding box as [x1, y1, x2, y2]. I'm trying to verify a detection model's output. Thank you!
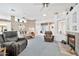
[43, 14, 47, 16]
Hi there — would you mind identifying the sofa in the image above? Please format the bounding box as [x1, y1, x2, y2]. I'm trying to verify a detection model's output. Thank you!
[44, 31, 54, 42]
[0, 31, 28, 56]
[0, 34, 5, 56]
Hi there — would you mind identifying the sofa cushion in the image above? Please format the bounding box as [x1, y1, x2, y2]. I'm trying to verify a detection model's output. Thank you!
[3, 31, 17, 38]
[17, 40, 26, 45]
[3, 42, 14, 45]
[6, 37, 18, 42]
[2, 42, 14, 47]
[16, 40, 26, 52]
[3, 31, 18, 42]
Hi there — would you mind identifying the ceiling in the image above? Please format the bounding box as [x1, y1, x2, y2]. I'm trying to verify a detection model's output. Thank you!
[0, 3, 76, 21]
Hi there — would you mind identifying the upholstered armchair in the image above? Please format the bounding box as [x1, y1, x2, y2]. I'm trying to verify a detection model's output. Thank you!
[44, 31, 54, 42]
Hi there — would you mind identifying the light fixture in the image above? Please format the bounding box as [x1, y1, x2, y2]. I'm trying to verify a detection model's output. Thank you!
[10, 9, 15, 12]
[43, 3, 49, 7]
[10, 8, 16, 16]
[43, 14, 47, 16]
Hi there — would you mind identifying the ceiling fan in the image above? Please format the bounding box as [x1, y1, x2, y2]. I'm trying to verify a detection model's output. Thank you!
[40, 3, 50, 11]
[42, 3, 50, 8]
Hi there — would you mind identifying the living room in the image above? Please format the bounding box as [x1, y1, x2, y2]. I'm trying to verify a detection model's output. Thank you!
[0, 2, 79, 56]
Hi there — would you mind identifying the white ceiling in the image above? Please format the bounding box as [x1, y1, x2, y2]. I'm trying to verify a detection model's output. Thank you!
[0, 3, 76, 21]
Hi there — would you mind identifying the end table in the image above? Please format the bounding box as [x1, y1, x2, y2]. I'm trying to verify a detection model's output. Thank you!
[0, 47, 6, 56]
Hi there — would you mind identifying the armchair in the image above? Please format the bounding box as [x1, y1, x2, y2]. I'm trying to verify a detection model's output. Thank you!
[44, 31, 54, 42]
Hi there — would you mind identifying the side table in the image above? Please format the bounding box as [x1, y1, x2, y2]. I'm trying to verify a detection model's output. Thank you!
[0, 47, 6, 56]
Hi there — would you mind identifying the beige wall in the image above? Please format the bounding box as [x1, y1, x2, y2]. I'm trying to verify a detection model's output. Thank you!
[11, 16, 36, 36]
[26, 20, 36, 32]
[0, 20, 11, 32]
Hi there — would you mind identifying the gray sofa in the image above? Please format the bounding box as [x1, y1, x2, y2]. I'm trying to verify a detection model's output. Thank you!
[0, 31, 28, 56]
[0, 34, 5, 56]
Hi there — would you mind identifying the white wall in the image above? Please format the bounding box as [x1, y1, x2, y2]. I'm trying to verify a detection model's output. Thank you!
[36, 21, 42, 35]
[66, 4, 79, 32]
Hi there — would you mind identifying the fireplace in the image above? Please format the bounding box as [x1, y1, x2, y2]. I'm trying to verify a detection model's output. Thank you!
[67, 34, 75, 50]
